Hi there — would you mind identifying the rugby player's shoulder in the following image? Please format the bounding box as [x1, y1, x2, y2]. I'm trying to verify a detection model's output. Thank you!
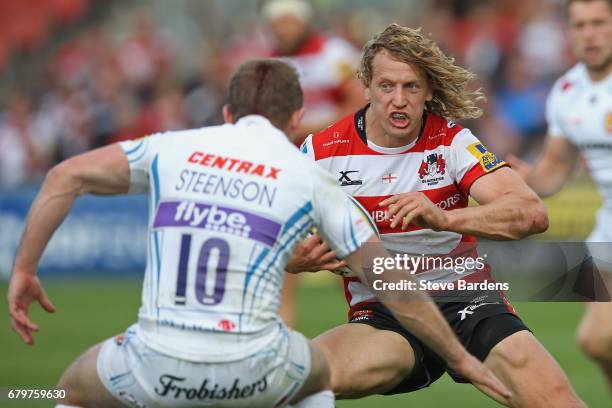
[551, 63, 588, 95]
[309, 112, 358, 152]
[421, 113, 466, 147]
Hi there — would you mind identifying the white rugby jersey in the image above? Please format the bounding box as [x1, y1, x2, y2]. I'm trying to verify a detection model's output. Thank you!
[272, 34, 359, 126]
[546, 63, 612, 241]
[302, 107, 507, 307]
[120, 115, 374, 362]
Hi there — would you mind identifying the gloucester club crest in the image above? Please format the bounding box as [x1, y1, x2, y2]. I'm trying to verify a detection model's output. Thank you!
[419, 153, 446, 185]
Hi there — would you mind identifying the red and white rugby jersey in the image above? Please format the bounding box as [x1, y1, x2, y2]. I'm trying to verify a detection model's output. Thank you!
[301, 106, 509, 306]
[271, 33, 359, 126]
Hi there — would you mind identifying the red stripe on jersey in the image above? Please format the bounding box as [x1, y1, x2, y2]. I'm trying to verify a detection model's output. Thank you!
[458, 161, 510, 196]
[343, 277, 359, 308]
[355, 184, 468, 234]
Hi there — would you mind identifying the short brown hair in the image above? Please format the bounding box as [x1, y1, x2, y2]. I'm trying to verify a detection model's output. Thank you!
[359, 24, 484, 120]
[566, 0, 612, 15]
[227, 59, 303, 129]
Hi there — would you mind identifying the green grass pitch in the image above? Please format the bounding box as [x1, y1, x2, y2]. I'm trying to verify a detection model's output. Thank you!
[0, 278, 609, 407]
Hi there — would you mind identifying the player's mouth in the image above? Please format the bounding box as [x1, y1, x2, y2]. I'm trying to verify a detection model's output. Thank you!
[584, 45, 601, 58]
[389, 112, 410, 129]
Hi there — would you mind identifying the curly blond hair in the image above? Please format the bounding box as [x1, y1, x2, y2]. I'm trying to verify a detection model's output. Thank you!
[359, 24, 485, 120]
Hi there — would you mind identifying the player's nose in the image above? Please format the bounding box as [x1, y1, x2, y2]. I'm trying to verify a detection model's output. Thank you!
[391, 86, 407, 107]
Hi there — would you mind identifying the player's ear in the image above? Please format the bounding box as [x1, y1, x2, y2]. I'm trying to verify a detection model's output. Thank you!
[222, 105, 234, 124]
[364, 86, 371, 102]
[288, 107, 305, 133]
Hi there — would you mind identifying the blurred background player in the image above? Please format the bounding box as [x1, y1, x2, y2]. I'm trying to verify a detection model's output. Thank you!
[7, 58, 509, 408]
[260, 0, 366, 327]
[294, 24, 584, 407]
[507, 0, 612, 391]
[261, 0, 364, 144]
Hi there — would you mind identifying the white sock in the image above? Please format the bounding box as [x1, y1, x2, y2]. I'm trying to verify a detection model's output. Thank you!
[289, 390, 335, 407]
[55, 405, 80, 408]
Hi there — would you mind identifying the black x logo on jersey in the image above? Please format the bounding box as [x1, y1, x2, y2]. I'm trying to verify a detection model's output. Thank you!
[339, 170, 363, 186]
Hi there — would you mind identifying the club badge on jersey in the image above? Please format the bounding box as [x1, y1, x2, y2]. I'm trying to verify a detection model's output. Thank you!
[418, 152, 447, 183]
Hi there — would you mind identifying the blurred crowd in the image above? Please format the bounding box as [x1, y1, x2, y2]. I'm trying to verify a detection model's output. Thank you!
[0, 0, 573, 188]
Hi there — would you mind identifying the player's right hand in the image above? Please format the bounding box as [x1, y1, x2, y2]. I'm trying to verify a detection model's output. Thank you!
[285, 233, 346, 273]
[7, 272, 56, 345]
[450, 352, 513, 405]
[506, 154, 532, 180]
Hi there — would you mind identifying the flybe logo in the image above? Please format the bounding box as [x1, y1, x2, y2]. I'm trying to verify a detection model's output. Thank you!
[153, 201, 281, 247]
[174, 201, 250, 234]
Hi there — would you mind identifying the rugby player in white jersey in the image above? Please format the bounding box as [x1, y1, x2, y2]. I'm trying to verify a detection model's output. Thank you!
[292, 24, 585, 406]
[7, 59, 510, 407]
[261, 0, 365, 327]
[508, 0, 612, 390]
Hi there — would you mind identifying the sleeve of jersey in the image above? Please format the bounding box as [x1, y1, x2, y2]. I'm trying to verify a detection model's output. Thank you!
[545, 83, 565, 138]
[299, 134, 316, 161]
[453, 129, 509, 196]
[118, 136, 154, 193]
[311, 165, 377, 259]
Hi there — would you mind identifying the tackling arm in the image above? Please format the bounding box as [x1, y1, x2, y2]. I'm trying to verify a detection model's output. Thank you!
[445, 167, 549, 240]
[381, 167, 549, 241]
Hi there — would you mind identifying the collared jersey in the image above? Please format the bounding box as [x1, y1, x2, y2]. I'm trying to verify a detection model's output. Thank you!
[120, 115, 375, 361]
[302, 107, 508, 306]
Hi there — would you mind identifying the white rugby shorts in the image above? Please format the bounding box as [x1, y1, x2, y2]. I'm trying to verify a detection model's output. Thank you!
[97, 324, 311, 407]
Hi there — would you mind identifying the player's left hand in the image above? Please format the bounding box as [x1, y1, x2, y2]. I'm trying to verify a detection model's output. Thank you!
[7, 271, 56, 345]
[380, 192, 449, 231]
[285, 234, 347, 273]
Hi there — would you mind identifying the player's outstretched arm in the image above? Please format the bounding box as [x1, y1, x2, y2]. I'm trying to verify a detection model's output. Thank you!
[344, 235, 512, 404]
[382, 167, 549, 240]
[507, 136, 580, 198]
[446, 167, 549, 240]
[8, 144, 130, 345]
